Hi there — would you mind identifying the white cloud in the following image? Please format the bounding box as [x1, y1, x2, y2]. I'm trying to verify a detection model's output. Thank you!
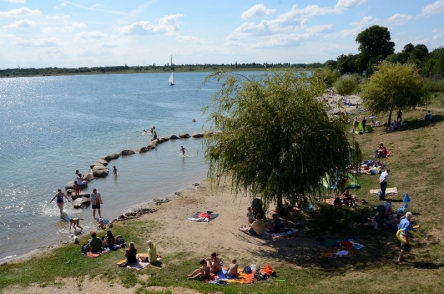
[42, 22, 87, 33]
[14, 37, 57, 47]
[252, 33, 311, 48]
[335, 16, 379, 38]
[0, 8, 41, 17]
[241, 4, 276, 19]
[8, 0, 26, 3]
[75, 31, 107, 40]
[305, 24, 334, 34]
[335, 0, 367, 10]
[433, 29, 444, 40]
[3, 19, 35, 29]
[387, 14, 412, 26]
[421, 1, 444, 15]
[120, 14, 183, 35]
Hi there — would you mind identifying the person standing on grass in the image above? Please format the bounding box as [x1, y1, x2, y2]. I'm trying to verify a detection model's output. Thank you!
[397, 212, 413, 264]
[379, 169, 390, 200]
[397, 110, 402, 122]
[352, 117, 358, 133]
[362, 116, 367, 132]
[90, 188, 103, 219]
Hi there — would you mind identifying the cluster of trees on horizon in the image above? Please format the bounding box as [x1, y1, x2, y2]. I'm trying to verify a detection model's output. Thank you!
[325, 25, 444, 78]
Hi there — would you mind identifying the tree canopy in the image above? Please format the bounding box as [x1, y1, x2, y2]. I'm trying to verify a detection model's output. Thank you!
[360, 62, 429, 124]
[334, 75, 358, 96]
[312, 68, 340, 88]
[355, 25, 395, 75]
[203, 70, 362, 213]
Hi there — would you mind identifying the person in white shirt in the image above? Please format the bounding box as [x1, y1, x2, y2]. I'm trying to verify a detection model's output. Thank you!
[379, 169, 390, 200]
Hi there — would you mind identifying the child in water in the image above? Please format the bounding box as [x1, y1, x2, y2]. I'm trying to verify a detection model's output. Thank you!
[181, 145, 187, 156]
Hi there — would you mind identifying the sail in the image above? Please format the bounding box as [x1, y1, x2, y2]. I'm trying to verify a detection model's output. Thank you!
[169, 73, 174, 85]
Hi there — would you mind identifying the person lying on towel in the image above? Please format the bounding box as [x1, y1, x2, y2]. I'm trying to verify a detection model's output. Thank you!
[265, 214, 283, 232]
[239, 214, 265, 236]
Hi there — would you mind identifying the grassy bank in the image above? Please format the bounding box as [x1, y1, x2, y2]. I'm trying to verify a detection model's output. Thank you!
[1, 94, 444, 294]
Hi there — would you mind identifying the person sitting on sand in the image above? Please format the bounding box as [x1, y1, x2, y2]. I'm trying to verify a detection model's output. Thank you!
[88, 231, 103, 253]
[188, 259, 210, 280]
[227, 259, 238, 279]
[265, 213, 283, 232]
[425, 110, 433, 120]
[147, 240, 157, 263]
[239, 214, 265, 236]
[206, 252, 222, 273]
[103, 230, 115, 248]
[125, 242, 138, 264]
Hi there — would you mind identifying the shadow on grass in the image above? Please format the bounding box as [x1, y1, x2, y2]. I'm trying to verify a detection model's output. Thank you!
[412, 262, 443, 269]
[239, 203, 402, 272]
[382, 114, 444, 133]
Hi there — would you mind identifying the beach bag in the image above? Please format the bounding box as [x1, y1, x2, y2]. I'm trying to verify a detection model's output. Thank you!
[81, 242, 90, 254]
[115, 236, 125, 244]
[254, 272, 268, 280]
[243, 266, 252, 273]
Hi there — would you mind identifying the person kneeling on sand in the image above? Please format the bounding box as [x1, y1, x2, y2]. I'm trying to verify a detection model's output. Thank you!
[239, 214, 265, 236]
[188, 259, 210, 280]
[227, 259, 238, 279]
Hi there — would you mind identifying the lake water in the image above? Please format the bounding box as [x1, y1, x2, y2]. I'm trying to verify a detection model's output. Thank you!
[0, 71, 233, 261]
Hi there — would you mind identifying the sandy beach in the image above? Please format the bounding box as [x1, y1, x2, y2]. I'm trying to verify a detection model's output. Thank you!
[5, 175, 323, 293]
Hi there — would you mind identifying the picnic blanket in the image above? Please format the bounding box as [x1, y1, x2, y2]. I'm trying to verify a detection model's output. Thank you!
[117, 259, 150, 270]
[370, 187, 398, 195]
[86, 244, 121, 258]
[207, 268, 255, 284]
[188, 212, 219, 222]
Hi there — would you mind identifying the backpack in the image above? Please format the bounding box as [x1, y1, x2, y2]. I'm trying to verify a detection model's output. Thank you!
[254, 272, 268, 280]
[115, 236, 125, 244]
[81, 242, 90, 254]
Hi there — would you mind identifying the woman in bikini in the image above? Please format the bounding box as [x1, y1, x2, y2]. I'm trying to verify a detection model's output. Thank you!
[50, 189, 70, 215]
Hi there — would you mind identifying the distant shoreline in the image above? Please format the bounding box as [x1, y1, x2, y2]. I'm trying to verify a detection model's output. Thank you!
[0, 66, 314, 79]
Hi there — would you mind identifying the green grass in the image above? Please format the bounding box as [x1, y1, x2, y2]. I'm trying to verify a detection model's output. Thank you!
[2, 94, 444, 293]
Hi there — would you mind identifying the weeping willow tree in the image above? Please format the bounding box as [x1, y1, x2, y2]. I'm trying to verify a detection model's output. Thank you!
[203, 69, 362, 213]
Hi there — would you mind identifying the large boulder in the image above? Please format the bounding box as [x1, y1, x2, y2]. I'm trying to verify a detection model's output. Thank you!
[136, 146, 148, 153]
[101, 155, 112, 162]
[179, 133, 190, 138]
[93, 169, 109, 178]
[157, 138, 165, 144]
[65, 180, 88, 191]
[192, 132, 204, 138]
[109, 153, 120, 160]
[147, 142, 157, 149]
[92, 166, 109, 177]
[97, 159, 108, 166]
[82, 172, 94, 181]
[170, 134, 179, 140]
[90, 162, 106, 169]
[160, 136, 170, 141]
[120, 149, 135, 156]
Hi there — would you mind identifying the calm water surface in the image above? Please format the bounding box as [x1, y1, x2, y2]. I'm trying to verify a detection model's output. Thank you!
[0, 71, 234, 261]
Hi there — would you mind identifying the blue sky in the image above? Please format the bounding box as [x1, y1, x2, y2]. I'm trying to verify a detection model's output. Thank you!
[0, 0, 443, 68]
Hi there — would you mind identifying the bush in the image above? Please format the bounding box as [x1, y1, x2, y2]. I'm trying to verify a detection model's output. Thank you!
[425, 79, 444, 93]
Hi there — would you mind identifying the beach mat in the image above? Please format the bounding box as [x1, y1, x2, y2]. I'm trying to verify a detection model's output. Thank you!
[117, 259, 150, 270]
[188, 212, 219, 222]
[208, 268, 255, 284]
[369, 187, 398, 195]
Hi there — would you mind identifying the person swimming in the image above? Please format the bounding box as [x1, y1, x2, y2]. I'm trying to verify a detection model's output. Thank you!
[142, 129, 147, 134]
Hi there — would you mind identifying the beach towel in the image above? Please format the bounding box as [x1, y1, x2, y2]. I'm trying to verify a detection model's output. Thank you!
[117, 260, 150, 270]
[208, 267, 256, 284]
[188, 212, 219, 222]
[87, 252, 102, 258]
[136, 253, 162, 263]
[370, 187, 398, 195]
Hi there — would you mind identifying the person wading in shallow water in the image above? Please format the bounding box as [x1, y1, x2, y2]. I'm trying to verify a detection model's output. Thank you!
[90, 188, 103, 219]
[49, 189, 70, 215]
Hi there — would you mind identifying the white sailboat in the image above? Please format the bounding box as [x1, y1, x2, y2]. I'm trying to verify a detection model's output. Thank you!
[169, 72, 174, 86]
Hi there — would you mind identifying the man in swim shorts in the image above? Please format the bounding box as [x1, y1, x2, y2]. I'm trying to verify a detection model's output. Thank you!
[90, 188, 103, 219]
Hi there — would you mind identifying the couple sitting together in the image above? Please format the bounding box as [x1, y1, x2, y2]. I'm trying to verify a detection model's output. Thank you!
[239, 214, 282, 236]
[188, 252, 238, 280]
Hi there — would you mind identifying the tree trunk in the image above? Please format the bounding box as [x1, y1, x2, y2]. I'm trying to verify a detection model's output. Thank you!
[388, 109, 393, 125]
[276, 190, 283, 215]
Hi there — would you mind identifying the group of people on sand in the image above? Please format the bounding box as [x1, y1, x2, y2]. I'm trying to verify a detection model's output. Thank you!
[187, 252, 238, 280]
[238, 206, 283, 237]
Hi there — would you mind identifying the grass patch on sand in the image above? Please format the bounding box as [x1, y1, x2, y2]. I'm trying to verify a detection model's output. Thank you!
[1, 93, 444, 293]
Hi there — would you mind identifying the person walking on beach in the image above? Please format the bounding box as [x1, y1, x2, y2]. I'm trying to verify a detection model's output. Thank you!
[49, 189, 70, 215]
[379, 169, 390, 200]
[181, 145, 187, 156]
[90, 188, 103, 219]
